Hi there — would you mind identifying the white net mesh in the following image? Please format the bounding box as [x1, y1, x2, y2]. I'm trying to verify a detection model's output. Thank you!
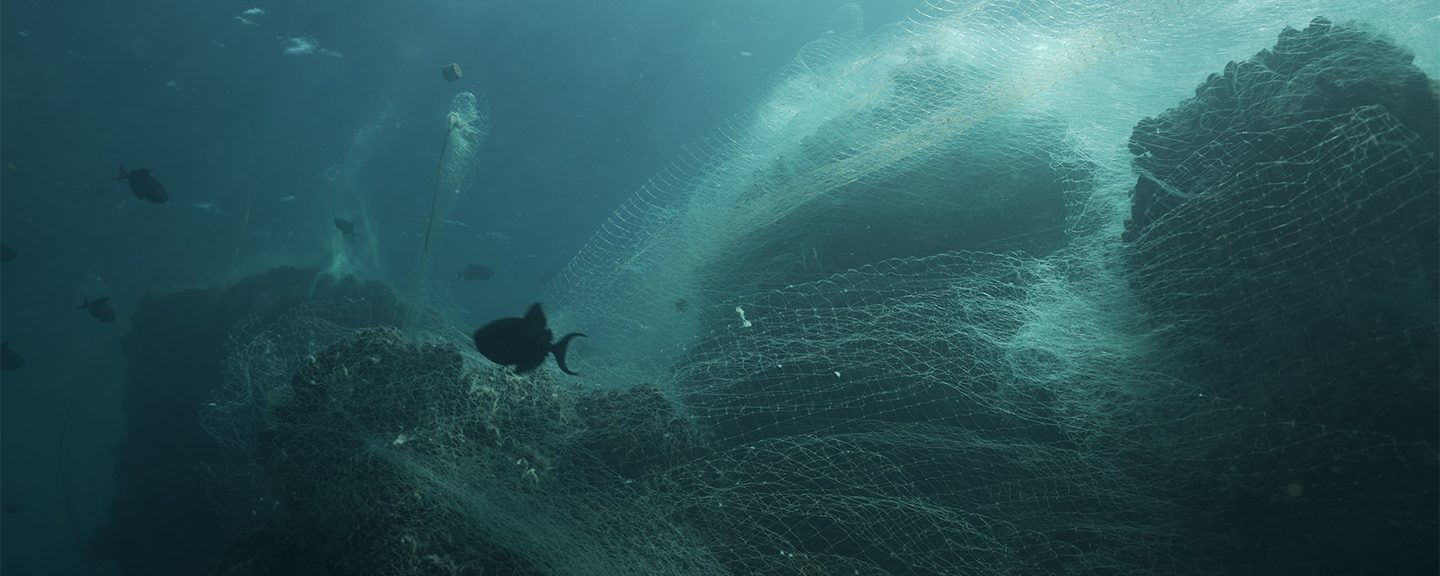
[416, 91, 493, 293]
[204, 3, 1437, 575]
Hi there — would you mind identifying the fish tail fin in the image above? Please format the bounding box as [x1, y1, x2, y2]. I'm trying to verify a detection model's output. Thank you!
[551, 332, 586, 376]
[113, 163, 127, 181]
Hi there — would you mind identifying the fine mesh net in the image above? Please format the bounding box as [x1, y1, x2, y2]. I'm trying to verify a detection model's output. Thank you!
[204, 3, 1437, 575]
[415, 91, 492, 299]
[430, 91, 491, 240]
[666, 252, 1210, 574]
[1122, 18, 1440, 433]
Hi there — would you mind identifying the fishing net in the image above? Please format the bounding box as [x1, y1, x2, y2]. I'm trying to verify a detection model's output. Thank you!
[202, 2, 1437, 575]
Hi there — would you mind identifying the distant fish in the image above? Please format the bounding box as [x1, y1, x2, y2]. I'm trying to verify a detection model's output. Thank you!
[333, 217, 357, 237]
[242, 7, 265, 16]
[0, 243, 15, 262]
[282, 36, 318, 55]
[79, 297, 117, 323]
[282, 36, 342, 58]
[234, 16, 258, 26]
[113, 164, 169, 203]
[456, 264, 495, 282]
[1, 343, 22, 371]
[472, 303, 585, 376]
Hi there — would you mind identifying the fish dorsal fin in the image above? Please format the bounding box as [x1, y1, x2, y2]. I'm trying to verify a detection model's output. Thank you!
[524, 303, 546, 325]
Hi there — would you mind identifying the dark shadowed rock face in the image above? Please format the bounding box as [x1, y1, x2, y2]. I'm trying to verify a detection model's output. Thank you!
[1121, 18, 1438, 575]
[92, 267, 403, 576]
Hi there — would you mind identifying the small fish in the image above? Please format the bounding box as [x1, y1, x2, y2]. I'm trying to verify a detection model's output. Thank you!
[674, 298, 688, 313]
[79, 297, 117, 323]
[113, 164, 169, 203]
[242, 7, 265, 16]
[333, 217, 357, 237]
[456, 264, 495, 282]
[0, 243, 15, 262]
[1, 342, 22, 371]
[472, 303, 585, 375]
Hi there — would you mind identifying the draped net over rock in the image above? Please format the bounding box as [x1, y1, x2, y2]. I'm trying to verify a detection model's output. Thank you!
[201, 5, 1437, 575]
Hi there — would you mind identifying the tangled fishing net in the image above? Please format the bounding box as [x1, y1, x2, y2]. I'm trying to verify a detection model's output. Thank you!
[202, 3, 1436, 575]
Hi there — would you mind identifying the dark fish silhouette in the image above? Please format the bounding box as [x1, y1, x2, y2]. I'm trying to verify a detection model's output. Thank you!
[0, 243, 15, 262]
[113, 164, 169, 203]
[456, 264, 495, 282]
[0, 343, 22, 371]
[472, 303, 585, 375]
[333, 217, 357, 237]
[79, 297, 117, 323]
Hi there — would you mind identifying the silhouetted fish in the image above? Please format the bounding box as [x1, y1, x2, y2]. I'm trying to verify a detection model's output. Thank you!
[333, 217, 357, 237]
[472, 303, 585, 375]
[0, 343, 22, 371]
[456, 264, 495, 282]
[113, 164, 169, 203]
[79, 297, 117, 323]
[0, 243, 15, 262]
